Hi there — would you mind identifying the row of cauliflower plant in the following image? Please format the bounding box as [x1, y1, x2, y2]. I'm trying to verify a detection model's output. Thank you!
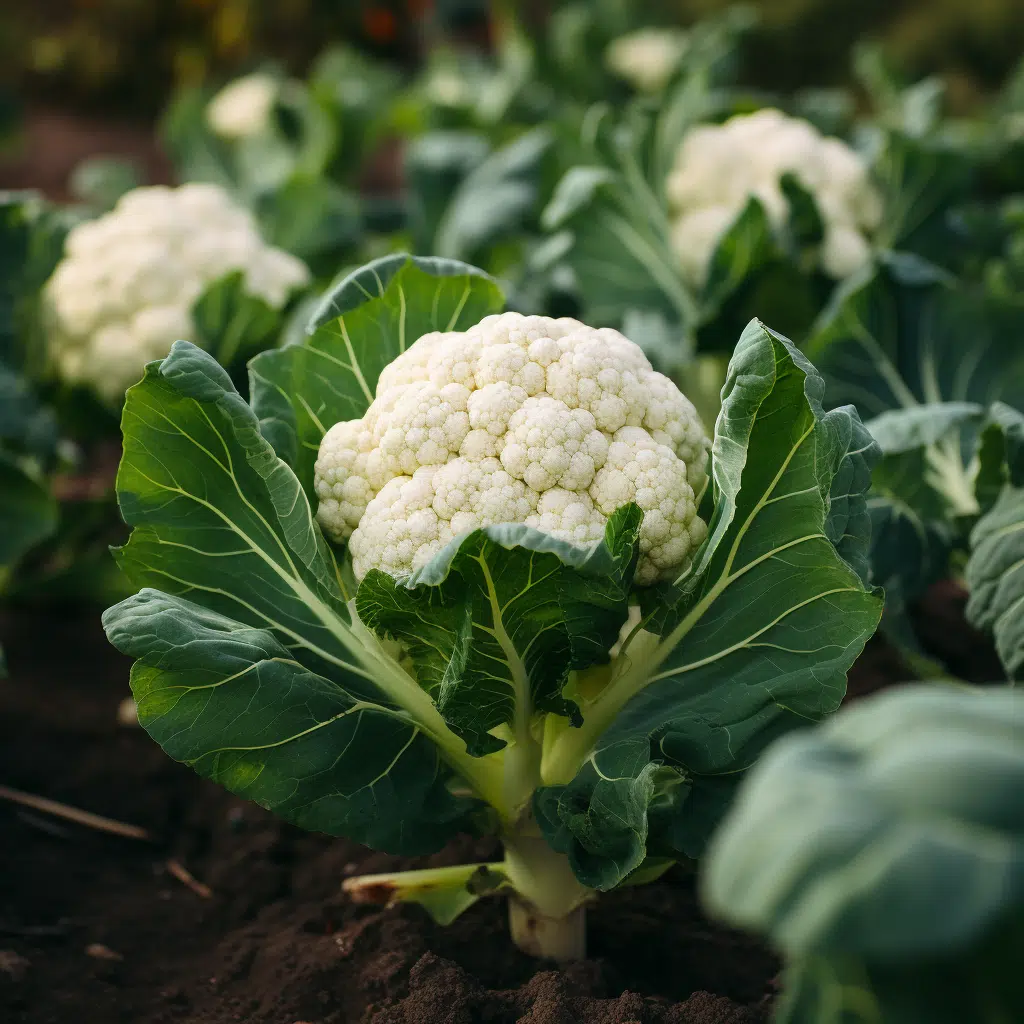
[0, 8, 1020, 1015]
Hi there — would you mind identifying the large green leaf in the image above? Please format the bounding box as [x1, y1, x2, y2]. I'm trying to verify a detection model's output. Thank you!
[104, 341, 502, 852]
[807, 257, 1024, 621]
[536, 321, 882, 888]
[870, 129, 973, 256]
[702, 684, 1024, 1023]
[249, 254, 503, 497]
[541, 159, 693, 329]
[434, 127, 553, 262]
[253, 177, 362, 272]
[806, 257, 1024, 425]
[966, 485, 1024, 680]
[105, 589, 468, 852]
[356, 506, 641, 759]
[866, 402, 983, 454]
[861, 402, 983, 624]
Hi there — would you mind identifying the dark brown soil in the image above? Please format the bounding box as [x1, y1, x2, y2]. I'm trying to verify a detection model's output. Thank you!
[0, 106, 173, 202]
[0, 580, 1000, 1024]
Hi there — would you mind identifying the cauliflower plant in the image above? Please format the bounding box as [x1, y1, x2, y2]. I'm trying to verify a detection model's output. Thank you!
[667, 108, 882, 287]
[206, 72, 279, 139]
[46, 184, 310, 404]
[605, 28, 689, 93]
[315, 312, 710, 584]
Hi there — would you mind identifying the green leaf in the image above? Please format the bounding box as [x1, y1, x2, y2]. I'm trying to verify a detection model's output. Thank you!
[541, 166, 689, 328]
[356, 506, 642, 759]
[0, 191, 71, 377]
[191, 271, 283, 376]
[807, 259, 1024, 527]
[105, 589, 469, 853]
[966, 485, 1024, 680]
[537, 321, 882, 886]
[866, 450, 954, 624]
[535, 736, 674, 890]
[871, 130, 972, 253]
[865, 401, 983, 454]
[0, 451, 57, 568]
[106, 340, 504, 850]
[435, 127, 553, 262]
[254, 177, 362, 270]
[780, 171, 825, 250]
[704, 684, 1024, 955]
[806, 259, 1024, 423]
[702, 196, 776, 314]
[542, 166, 617, 231]
[976, 402, 1024, 510]
[249, 254, 503, 498]
[343, 861, 510, 926]
[702, 684, 1024, 1023]
[404, 131, 491, 253]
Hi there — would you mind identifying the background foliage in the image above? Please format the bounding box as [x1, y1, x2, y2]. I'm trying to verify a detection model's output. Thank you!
[2, 0, 1023, 121]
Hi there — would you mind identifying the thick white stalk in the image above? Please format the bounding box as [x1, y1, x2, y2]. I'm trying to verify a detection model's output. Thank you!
[508, 898, 587, 961]
[502, 833, 593, 960]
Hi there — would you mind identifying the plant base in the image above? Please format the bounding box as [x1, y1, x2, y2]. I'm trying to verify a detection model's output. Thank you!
[508, 896, 586, 961]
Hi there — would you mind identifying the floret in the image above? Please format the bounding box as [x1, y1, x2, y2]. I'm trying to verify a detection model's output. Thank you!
[314, 312, 711, 583]
[605, 28, 689, 93]
[666, 109, 881, 287]
[206, 73, 279, 139]
[46, 183, 310, 404]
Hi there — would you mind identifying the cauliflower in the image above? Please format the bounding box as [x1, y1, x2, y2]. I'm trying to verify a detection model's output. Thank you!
[666, 108, 882, 287]
[605, 28, 689, 93]
[46, 183, 310, 404]
[315, 313, 710, 584]
[206, 72, 279, 139]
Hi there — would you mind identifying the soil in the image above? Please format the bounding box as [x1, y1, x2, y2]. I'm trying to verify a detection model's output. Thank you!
[0, 106, 173, 202]
[0, 580, 1002, 1024]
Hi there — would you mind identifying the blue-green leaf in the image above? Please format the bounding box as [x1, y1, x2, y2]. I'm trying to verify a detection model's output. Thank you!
[702, 684, 1024, 1023]
[966, 485, 1024, 680]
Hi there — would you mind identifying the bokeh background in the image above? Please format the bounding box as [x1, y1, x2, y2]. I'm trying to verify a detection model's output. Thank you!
[2, 0, 1023, 198]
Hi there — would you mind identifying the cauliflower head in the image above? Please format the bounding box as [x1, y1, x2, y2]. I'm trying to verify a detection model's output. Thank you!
[315, 313, 710, 584]
[605, 28, 689, 93]
[667, 108, 882, 287]
[46, 183, 310, 404]
[207, 72, 279, 139]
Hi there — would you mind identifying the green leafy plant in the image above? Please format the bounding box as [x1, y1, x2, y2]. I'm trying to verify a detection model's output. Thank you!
[805, 255, 1024, 677]
[160, 58, 377, 277]
[702, 682, 1024, 1023]
[102, 254, 881, 959]
[0, 193, 66, 668]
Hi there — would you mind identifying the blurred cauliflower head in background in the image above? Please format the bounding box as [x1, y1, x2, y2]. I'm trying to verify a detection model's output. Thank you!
[206, 72, 280, 139]
[667, 108, 882, 287]
[605, 28, 689, 93]
[314, 312, 710, 584]
[46, 183, 310, 405]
